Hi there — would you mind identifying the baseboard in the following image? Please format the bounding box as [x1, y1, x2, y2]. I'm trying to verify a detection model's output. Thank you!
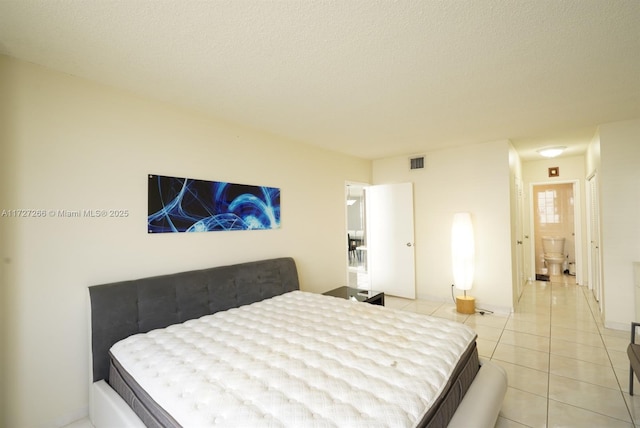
[605, 320, 630, 332]
[52, 406, 88, 428]
[417, 293, 513, 317]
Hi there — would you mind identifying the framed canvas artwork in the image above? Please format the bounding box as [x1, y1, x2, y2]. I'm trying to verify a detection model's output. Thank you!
[148, 174, 280, 233]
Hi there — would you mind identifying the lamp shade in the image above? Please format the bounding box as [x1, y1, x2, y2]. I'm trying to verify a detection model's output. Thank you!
[451, 212, 474, 291]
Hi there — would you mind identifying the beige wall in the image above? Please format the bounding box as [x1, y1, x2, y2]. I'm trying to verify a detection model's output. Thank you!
[598, 118, 640, 329]
[372, 140, 514, 313]
[0, 52, 13, 428]
[0, 56, 371, 427]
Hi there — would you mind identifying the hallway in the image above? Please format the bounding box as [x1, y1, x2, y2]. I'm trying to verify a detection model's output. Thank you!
[388, 277, 640, 427]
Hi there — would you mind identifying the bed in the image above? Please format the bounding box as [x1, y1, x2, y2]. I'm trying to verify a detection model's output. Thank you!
[89, 257, 506, 427]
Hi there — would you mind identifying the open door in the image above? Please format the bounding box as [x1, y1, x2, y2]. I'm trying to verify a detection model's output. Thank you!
[365, 182, 416, 299]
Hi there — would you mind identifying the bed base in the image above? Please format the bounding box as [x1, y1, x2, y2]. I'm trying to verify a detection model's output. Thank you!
[448, 359, 507, 427]
[90, 380, 145, 428]
[90, 359, 507, 428]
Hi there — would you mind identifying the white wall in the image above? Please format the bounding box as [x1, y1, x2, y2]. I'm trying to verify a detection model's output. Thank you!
[372, 140, 514, 313]
[521, 155, 588, 284]
[0, 55, 371, 428]
[598, 118, 640, 329]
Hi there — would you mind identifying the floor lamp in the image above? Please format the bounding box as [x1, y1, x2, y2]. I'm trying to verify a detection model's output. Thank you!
[452, 212, 475, 314]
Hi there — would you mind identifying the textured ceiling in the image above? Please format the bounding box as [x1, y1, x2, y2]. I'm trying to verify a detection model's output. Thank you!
[1, 0, 638, 160]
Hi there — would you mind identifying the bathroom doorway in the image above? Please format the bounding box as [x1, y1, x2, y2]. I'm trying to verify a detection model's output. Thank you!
[531, 182, 577, 280]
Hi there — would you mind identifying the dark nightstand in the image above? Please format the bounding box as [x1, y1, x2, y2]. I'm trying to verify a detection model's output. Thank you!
[323, 286, 385, 306]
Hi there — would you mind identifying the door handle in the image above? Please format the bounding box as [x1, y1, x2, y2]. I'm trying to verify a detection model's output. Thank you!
[406, 243, 412, 247]
[517, 240, 523, 245]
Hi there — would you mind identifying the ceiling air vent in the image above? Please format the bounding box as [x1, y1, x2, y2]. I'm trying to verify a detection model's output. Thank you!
[410, 156, 425, 170]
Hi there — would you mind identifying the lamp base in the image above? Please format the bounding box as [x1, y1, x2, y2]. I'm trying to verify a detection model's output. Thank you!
[456, 295, 475, 314]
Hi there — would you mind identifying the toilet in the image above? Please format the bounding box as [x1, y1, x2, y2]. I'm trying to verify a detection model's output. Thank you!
[542, 236, 566, 276]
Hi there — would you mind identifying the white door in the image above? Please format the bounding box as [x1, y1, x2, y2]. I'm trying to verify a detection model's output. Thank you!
[587, 172, 603, 312]
[515, 177, 526, 301]
[365, 182, 416, 299]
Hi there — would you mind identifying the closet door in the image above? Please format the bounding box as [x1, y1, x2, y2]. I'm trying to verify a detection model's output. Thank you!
[587, 172, 603, 313]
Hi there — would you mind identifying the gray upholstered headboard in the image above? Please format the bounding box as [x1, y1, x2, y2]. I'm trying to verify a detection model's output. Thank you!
[88, 257, 300, 383]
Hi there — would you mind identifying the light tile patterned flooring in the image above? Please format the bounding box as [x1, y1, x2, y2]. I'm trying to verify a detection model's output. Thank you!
[386, 276, 640, 427]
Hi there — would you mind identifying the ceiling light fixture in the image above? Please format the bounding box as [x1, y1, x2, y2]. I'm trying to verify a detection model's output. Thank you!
[537, 146, 566, 158]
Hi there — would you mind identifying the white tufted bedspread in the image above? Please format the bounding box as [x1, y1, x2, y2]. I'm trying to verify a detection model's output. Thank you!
[110, 290, 477, 427]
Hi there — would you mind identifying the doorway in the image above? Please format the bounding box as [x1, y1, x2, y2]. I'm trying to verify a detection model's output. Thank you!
[346, 183, 369, 289]
[345, 182, 417, 298]
[531, 182, 578, 281]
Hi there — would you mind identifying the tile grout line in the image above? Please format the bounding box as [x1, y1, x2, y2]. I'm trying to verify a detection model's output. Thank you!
[555, 281, 637, 426]
[583, 285, 637, 425]
[547, 281, 554, 428]
[395, 280, 638, 426]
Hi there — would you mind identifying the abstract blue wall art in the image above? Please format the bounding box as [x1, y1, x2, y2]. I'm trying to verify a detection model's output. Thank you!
[148, 174, 281, 233]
